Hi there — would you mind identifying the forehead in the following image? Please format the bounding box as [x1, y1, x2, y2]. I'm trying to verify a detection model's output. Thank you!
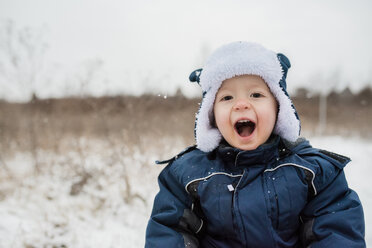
[218, 74, 269, 91]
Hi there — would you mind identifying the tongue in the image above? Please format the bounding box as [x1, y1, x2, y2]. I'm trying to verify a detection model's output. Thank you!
[239, 125, 254, 137]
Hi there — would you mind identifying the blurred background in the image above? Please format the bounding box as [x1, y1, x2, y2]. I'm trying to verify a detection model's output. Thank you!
[0, 0, 371, 247]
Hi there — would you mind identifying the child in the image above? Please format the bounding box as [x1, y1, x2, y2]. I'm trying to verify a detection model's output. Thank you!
[145, 41, 365, 247]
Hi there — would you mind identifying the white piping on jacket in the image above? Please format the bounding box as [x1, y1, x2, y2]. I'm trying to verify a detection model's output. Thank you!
[195, 219, 204, 234]
[264, 163, 317, 195]
[185, 172, 243, 193]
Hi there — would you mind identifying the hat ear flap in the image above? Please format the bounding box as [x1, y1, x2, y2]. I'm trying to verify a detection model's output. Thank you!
[277, 53, 291, 70]
[277, 53, 291, 89]
[189, 68, 203, 84]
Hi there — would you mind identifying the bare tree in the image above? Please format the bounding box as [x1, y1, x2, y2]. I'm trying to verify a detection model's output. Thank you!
[75, 58, 105, 97]
[0, 20, 48, 101]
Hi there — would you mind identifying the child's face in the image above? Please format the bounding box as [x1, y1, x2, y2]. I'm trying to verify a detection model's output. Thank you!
[213, 75, 278, 151]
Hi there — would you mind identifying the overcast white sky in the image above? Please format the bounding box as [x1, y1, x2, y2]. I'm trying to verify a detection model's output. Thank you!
[1, 0, 372, 101]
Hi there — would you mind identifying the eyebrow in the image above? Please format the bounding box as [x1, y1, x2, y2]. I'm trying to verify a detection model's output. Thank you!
[216, 87, 231, 96]
[218, 84, 270, 93]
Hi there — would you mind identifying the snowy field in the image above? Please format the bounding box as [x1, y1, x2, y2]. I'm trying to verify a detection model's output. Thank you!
[0, 135, 371, 247]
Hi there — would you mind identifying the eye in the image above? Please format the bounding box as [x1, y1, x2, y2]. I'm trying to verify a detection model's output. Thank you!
[250, 92, 263, 98]
[220, 95, 233, 101]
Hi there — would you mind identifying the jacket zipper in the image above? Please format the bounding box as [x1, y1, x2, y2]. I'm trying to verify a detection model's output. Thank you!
[233, 151, 248, 245]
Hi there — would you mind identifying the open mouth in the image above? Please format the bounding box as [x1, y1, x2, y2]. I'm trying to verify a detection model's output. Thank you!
[234, 119, 256, 137]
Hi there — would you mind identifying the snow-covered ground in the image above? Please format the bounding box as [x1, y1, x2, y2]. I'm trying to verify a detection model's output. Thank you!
[0, 135, 371, 247]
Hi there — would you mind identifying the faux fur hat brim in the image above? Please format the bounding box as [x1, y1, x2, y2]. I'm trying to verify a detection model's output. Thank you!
[194, 41, 300, 152]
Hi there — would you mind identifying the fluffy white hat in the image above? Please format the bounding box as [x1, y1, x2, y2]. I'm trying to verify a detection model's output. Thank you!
[189, 41, 300, 152]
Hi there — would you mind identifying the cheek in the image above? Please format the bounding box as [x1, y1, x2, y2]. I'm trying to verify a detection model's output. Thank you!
[213, 105, 229, 128]
[260, 103, 278, 127]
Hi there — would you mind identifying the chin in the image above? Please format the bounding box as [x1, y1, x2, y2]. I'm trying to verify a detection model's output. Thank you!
[234, 142, 260, 151]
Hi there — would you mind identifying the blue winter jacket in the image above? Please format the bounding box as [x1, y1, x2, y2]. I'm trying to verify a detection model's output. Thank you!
[145, 136, 365, 247]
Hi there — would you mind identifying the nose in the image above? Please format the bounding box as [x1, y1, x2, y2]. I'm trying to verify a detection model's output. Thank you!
[233, 100, 250, 111]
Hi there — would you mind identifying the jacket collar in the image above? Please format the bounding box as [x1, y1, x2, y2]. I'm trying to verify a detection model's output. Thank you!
[216, 135, 281, 167]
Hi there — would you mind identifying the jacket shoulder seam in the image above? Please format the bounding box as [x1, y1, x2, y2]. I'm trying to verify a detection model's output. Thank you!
[264, 163, 317, 196]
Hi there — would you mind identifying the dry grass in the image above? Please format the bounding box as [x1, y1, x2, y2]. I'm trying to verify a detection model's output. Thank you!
[0, 88, 371, 156]
[0, 95, 198, 155]
[293, 87, 372, 137]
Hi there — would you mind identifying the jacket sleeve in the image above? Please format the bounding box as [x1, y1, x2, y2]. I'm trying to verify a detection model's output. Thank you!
[300, 156, 365, 247]
[145, 163, 200, 248]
